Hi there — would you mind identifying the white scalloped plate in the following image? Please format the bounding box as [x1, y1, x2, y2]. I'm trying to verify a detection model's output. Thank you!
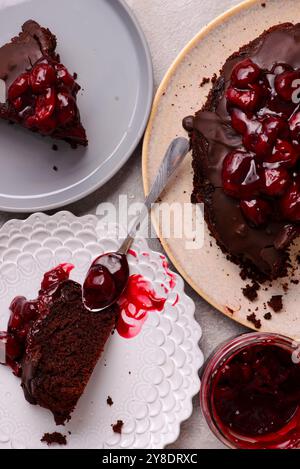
[0, 211, 203, 449]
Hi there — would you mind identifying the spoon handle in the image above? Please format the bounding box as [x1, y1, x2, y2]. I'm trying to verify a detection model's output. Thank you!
[119, 137, 190, 254]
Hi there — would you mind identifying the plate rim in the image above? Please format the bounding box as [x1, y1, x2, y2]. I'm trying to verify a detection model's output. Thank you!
[141, 0, 268, 332]
[0, 0, 153, 213]
[0, 210, 204, 449]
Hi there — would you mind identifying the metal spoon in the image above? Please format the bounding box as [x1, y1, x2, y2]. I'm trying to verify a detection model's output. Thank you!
[82, 137, 190, 312]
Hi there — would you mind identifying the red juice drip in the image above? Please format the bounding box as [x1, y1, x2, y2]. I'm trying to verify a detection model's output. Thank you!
[160, 255, 176, 289]
[116, 274, 166, 339]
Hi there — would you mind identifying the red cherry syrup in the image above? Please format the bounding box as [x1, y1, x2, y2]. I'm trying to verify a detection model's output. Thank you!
[207, 340, 300, 448]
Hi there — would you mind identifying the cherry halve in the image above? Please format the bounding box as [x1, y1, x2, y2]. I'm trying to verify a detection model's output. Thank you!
[82, 252, 129, 311]
[221, 150, 260, 199]
[7, 58, 79, 135]
[224, 57, 300, 227]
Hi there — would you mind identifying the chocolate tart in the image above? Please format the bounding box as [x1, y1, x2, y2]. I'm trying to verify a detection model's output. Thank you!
[184, 23, 300, 279]
[0, 20, 87, 147]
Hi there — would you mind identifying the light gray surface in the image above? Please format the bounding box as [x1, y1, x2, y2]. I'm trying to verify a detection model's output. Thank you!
[0, 0, 153, 211]
[0, 0, 247, 449]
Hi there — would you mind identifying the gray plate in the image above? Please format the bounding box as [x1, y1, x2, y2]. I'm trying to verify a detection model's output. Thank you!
[0, 0, 153, 212]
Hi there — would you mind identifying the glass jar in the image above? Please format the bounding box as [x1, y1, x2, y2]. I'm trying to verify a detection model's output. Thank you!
[200, 332, 300, 449]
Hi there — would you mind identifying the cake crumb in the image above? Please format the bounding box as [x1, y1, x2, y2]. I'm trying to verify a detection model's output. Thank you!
[52, 144, 58, 151]
[264, 312, 272, 320]
[53, 165, 58, 172]
[211, 73, 217, 84]
[267, 295, 283, 312]
[261, 2, 266, 7]
[112, 420, 124, 434]
[200, 77, 210, 87]
[73, 72, 78, 80]
[107, 396, 113, 406]
[247, 313, 261, 329]
[242, 282, 260, 301]
[41, 432, 67, 446]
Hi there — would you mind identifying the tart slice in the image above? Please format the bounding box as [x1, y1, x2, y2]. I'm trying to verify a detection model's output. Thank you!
[0, 20, 87, 147]
[0, 264, 117, 425]
[184, 23, 300, 280]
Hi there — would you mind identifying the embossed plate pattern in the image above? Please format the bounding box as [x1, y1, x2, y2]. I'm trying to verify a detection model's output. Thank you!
[0, 212, 203, 449]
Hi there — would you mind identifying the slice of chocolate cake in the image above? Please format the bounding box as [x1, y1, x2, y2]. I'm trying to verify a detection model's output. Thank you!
[184, 23, 300, 280]
[0, 264, 117, 425]
[0, 20, 88, 147]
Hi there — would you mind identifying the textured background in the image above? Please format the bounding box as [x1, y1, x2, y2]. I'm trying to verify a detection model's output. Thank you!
[0, 0, 247, 449]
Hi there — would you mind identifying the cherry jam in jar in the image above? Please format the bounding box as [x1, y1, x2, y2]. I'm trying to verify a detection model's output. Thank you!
[200, 333, 300, 449]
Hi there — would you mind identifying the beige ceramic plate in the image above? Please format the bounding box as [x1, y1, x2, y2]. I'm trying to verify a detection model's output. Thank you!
[142, 0, 300, 339]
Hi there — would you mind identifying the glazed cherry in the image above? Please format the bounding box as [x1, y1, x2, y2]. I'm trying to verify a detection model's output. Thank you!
[240, 198, 271, 226]
[57, 91, 76, 126]
[226, 58, 300, 227]
[275, 70, 300, 101]
[230, 59, 261, 88]
[222, 151, 260, 199]
[6, 57, 84, 140]
[8, 72, 30, 101]
[289, 111, 300, 141]
[271, 63, 294, 75]
[262, 115, 290, 141]
[280, 179, 300, 222]
[83, 252, 129, 311]
[54, 63, 76, 91]
[260, 167, 290, 197]
[226, 85, 263, 112]
[266, 139, 299, 168]
[30, 63, 56, 93]
[41, 263, 74, 291]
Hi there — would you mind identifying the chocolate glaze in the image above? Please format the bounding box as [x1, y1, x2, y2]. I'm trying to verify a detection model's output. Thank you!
[187, 23, 300, 277]
[0, 20, 57, 94]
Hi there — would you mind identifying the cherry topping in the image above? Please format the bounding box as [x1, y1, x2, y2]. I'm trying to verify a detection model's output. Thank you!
[6, 57, 83, 138]
[289, 111, 300, 141]
[222, 151, 260, 199]
[83, 265, 117, 311]
[225, 58, 300, 230]
[271, 63, 294, 75]
[275, 70, 300, 101]
[41, 263, 74, 291]
[226, 85, 263, 112]
[30, 63, 56, 93]
[240, 198, 271, 227]
[230, 109, 257, 135]
[260, 167, 290, 197]
[54, 63, 76, 91]
[83, 252, 129, 311]
[266, 139, 299, 168]
[280, 179, 300, 222]
[8, 73, 30, 101]
[57, 91, 76, 126]
[230, 59, 261, 88]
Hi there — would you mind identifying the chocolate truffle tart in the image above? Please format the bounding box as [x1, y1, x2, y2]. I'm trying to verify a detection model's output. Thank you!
[185, 23, 300, 280]
[0, 20, 87, 147]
